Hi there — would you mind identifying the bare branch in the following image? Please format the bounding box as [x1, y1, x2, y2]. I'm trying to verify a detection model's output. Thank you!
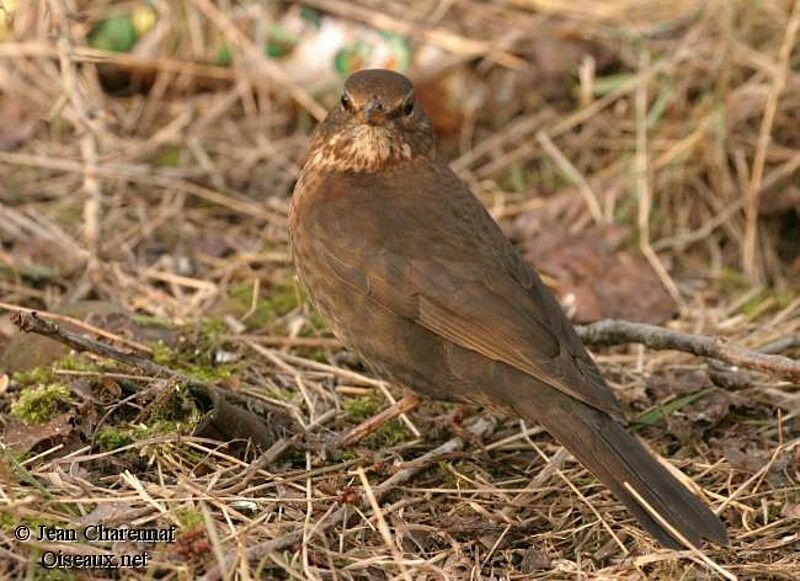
[10, 310, 202, 387]
[576, 319, 800, 381]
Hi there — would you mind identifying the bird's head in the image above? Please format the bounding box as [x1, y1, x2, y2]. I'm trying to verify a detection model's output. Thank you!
[304, 69, 436, 174]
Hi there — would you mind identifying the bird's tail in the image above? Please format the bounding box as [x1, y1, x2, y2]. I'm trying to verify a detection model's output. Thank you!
[516, 396, 728, 548]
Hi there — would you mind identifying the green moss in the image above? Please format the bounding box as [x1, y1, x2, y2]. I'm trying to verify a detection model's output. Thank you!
[131, 314, 173, 329]
[299, 7, 322, 27]
[308, 311, 328, 331]
[201, 318, 227, 337]
[95, 426, 135, 451]
[718, 267, 749, 295]
[48, 114, 69, 141]
[20, 262, 56, 282]
[95, 385, 203, 450]
[339, 449, 359, 462]
[271, 387, 298, 403]
[363, 419, 408, 448]
[343, 394, 381, 421]
[96, 418, 200, 452]
[176, 507, 204, 529]
[226, 280, 299, 330]
[436, 460, 460, 488]
[737, 288, 797, 320]
[146, 385, 203, 426]
[295, 283, 326, 325]
[297, 108, 313, 134]
[149, 418, 198, 438]
[0, 263, 15, 282]
[12, 366, 56, 386]
[0, 512, 14, 532]
[150, 326, 237, 383]
[306, 348, 328, 363]
[298, 302, 329, 338]
[496, 163, 531, 197]
[154, 146, 181, 167]
[151, 341, 177, 366]
[10, 384, 75, 425]
[53, 353, 103, 373]
[50, 201, 83, 231]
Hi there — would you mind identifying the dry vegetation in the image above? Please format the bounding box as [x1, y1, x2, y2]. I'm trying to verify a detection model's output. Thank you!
[1, 0, 800, 579]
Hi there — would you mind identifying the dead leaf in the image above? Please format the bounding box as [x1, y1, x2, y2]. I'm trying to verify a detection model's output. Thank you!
[193, 388, 295, 450]
[441, 553, 473, 581]
[508, 192, 677, 323]
[662, 389, 742, 441]
[643, 370, 747, 440]
[520, 547, 552, 573]
[721, 437, 790, 484]
[781, 504, 800, 519]
[4, 413, 76, 453]
[416, 67, 485, 138]
[646, 369, 711, 400]
[0, 98, 39, 151]
[708, 365, 753, 390]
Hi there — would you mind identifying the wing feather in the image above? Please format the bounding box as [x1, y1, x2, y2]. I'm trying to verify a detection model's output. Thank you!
[309, 165, 625, 420]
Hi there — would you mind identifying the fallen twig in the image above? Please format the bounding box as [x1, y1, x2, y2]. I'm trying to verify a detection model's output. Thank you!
[9, 311, 297, 450]
[335, 391, 421, 447]
[0, 301, 152, 354]
[576, 319, 800, 381]
[240, 317, 799, 382]
[10, 310, 200, 387]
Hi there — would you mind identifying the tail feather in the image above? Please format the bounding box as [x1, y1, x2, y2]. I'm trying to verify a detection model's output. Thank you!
[520, 397, 728, 548]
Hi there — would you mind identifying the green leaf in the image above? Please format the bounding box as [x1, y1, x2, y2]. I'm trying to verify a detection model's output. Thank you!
[634, 387, 715, 427]
[299, 7, 322, 28]
[334, 40, 372, 76]
[214, 43, 232, 67]
[88, 15, 138, 53]
[265, 25, 299, 58]
[592, 72, 636, 96]
[380, 32, 411, 71]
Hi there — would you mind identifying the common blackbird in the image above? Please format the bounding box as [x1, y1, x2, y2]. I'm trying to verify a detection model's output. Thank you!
[289, 69, 728, 548]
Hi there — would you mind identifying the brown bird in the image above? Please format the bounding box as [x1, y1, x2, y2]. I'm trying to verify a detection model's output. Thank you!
[289, 69, 728, 549]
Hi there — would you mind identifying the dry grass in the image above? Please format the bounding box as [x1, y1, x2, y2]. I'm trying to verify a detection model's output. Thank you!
[1, 0, 800, 579]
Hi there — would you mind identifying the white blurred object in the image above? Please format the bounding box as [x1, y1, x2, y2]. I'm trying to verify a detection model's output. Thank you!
[276, 7, 412, 90]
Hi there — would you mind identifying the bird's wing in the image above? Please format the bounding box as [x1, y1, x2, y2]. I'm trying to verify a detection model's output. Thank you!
[307, 163, 624, 420]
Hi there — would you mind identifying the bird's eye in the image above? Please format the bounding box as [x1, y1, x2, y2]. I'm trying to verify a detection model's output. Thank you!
[340, 93, 353, 111]
[402, 98, 414, 116]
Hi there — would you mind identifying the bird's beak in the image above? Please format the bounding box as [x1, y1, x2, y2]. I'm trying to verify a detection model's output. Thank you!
[363, 99, 386, 126]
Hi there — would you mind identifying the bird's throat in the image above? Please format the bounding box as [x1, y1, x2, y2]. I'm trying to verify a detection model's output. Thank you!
[306, 125, 414, 174]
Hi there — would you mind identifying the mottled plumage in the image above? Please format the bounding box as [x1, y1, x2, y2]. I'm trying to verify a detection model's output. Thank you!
[289, 69, 728, 548]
